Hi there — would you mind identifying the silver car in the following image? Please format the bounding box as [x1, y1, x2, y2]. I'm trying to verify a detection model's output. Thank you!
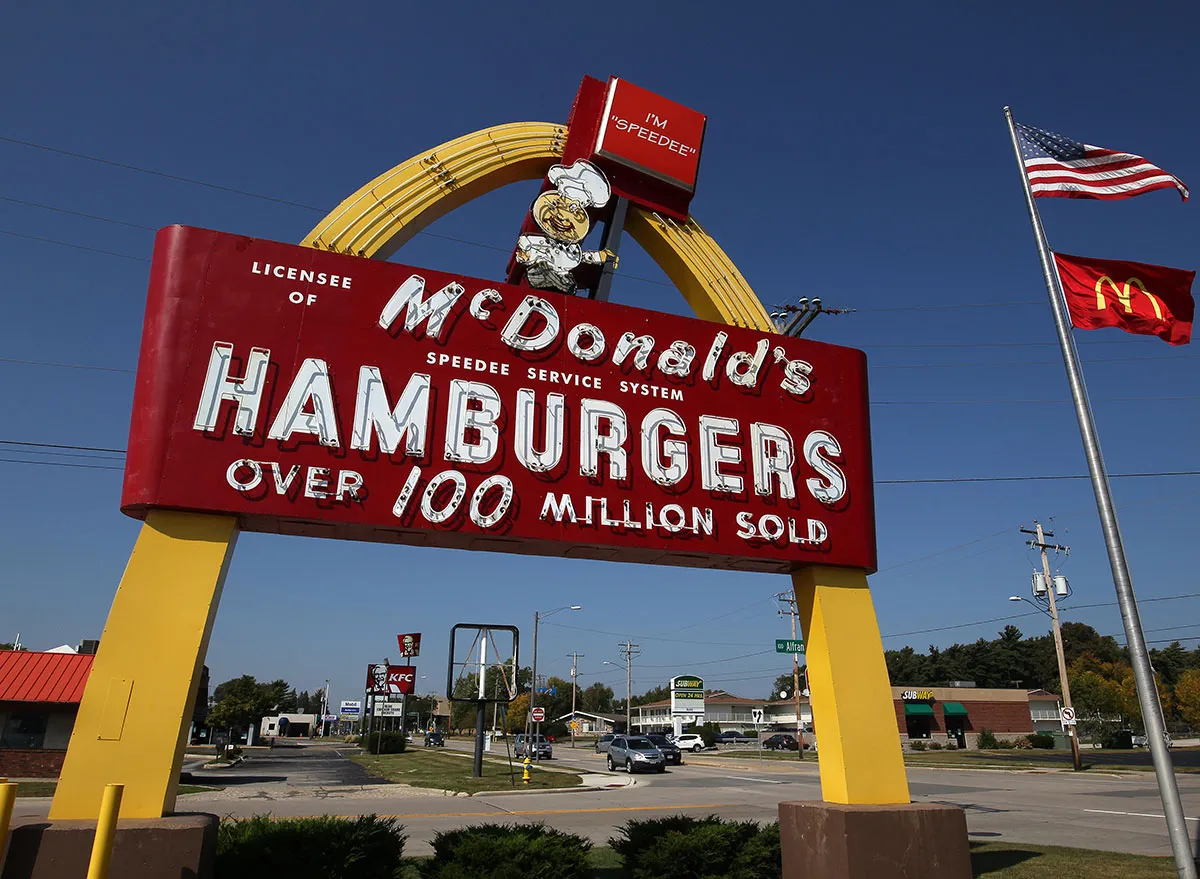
[514, 733, 552, 759]
[595, 733, 616, 754]
[607, 735, 666, 773]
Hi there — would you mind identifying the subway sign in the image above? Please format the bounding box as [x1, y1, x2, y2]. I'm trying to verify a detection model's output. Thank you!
[670, 675, 706, 716]
[122, 226, 876, 573]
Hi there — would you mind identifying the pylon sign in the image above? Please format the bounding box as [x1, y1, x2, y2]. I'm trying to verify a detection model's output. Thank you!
[120, 227, 876, 573]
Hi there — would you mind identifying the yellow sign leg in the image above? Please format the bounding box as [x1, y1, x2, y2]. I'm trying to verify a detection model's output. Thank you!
[50, 511, 238, 819]
[793, 565, 909, 805]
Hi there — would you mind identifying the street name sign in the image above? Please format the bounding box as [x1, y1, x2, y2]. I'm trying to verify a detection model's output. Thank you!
[775, 639, 805, 654]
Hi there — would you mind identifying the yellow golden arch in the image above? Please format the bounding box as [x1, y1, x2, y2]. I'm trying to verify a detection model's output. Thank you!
[50, 123, 908, 820]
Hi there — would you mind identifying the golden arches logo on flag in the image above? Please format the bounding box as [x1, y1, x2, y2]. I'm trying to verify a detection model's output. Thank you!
[1094, 276, 1164, 320]
[1053, 253, 1195, 346]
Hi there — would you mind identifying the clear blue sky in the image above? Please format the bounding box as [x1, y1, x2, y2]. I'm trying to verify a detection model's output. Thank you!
[2, 1, 1198, 709]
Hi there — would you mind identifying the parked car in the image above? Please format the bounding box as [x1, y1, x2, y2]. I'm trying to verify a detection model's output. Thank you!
[423, 730, 445, 747]
[762, 734, 799, 751]
[647, 733, 682, 765]
[674, 733, 707, 752]
[595, 733, 616, 754]
[715, 731, 755, 744]
[607, 735, 666, 773]
[1132, 732, 1172, 749]
[514, 733, 553, 759]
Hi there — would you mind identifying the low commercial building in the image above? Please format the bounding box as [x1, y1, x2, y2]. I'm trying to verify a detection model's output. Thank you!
[260, 713, 319, 738]
[893, 686, 1039, 748]
[0, 649, 93, 777]
[1027, 689, 1064, 733]
[555, 710, 623, 734]
[633, 692, 768, 732]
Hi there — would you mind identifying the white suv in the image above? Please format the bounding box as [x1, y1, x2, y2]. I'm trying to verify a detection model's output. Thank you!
[674, 733, 706, 752]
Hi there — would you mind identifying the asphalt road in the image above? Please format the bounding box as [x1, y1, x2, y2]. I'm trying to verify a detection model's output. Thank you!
[16, 740, 1200, 860]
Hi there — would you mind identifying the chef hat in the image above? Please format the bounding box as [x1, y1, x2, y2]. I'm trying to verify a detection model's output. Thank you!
[547, 160, 611, 209]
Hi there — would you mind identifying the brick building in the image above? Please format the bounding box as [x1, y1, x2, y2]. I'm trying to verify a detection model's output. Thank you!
[893, 686, 1036, 749]
[0, 649, 94, 778]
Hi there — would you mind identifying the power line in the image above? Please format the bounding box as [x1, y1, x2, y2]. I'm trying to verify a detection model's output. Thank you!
[0, 195, 158, 230]
[0, 228, 149, 262]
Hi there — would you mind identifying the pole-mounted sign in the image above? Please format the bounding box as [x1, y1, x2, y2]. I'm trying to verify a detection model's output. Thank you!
[532, 707, 545, 723]
[1060, 706, 1076, 726]
[775, 639, 805, 654]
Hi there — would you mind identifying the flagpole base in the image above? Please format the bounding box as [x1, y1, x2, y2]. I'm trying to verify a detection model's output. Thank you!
[779, 801, 971, 879]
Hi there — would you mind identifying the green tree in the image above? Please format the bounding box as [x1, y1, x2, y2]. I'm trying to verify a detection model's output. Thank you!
[1174, 669, 1200, 728]
[768, 674, 796, 701]
[632, 685, 670, 707]
[208, 676, 279, 734]
[580, 682, 614, 714]
[505, 693, 531, 733]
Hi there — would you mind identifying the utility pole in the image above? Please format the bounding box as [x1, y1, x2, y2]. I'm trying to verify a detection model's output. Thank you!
[1021, 521, 1082, 772]
[567, 651, 584, 748]
[619, 641, 640, 734]
[776, 592, 805, 761]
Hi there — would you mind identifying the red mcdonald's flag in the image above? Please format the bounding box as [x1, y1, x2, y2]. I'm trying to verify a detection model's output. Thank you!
[1053, 252, 1196, 346]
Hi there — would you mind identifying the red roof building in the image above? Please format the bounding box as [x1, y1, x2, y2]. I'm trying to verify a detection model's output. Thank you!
[0, 650, 93, 703]
[0, 650, 94, 778]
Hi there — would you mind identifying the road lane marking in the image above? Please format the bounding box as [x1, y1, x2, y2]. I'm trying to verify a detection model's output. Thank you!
[720, 776, 789, 785]
[1084, 809, 1200, 822]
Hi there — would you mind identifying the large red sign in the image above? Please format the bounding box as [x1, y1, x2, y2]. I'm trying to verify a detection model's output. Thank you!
[367, 664, 417, 696]
[123, 226, 876, 573]
[594, 77, 706, 193]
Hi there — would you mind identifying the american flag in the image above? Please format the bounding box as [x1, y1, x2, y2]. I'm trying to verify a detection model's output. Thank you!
[1015, 121, 1188, 202]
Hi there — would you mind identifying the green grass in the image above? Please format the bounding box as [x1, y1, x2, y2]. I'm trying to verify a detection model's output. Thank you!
[903, 750, 1200, 773]
[970, 841, 1180, 877]
[351, 748, 584, 794]
[11, 781, 57, 797]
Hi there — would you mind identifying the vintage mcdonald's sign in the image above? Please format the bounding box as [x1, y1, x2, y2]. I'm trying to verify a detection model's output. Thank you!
[1054, 252, 1196, 345]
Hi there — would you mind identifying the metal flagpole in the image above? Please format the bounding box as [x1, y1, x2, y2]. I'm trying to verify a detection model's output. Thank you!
[1004, 106, 1197, 879]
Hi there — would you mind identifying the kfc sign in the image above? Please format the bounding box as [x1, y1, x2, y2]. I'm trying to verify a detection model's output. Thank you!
[122, 226, 876, 573]
[398, 633, 422, 658]
[595, 78, 706, 192]
[367, 664, 417, 696]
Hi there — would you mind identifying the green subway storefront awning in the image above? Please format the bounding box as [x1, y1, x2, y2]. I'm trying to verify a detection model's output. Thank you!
[904, 703, 935, 716]
[941, 702, 969, 716]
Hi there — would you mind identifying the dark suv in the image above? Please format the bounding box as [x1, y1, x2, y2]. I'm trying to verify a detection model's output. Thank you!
[647, 733, 682, 765]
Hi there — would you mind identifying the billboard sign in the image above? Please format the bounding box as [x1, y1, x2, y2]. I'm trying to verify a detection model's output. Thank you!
[671, 674, 705, 716]
[339, 700, 361, 716]
[397, 633, 422, 657]
[376, 702, 405, 717]
[122, 227, 876, 573]
[367, 664, 417, 696]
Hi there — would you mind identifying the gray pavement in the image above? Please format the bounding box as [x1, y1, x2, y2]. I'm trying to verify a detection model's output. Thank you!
[15, 740, 1200, 859]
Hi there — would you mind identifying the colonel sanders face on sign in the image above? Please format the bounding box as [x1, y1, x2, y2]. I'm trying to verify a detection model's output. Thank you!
[371, 664, 388, 693]
[401, 634, 416, 655]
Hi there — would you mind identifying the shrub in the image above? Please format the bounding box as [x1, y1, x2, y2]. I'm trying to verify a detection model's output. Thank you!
[1102, 729, 1134, 750]
[928, 741, 944, 750]
[743, 729, 759, 738]
[1026, 733, 1055, 749]
[1011, 736, 1033, 750]
[216, 815, 405, 879]
[420, 824, 591, 878]
[946, 741, 959, 750]
[909, 740, 927, 751]
[611, 816, 724, 866]
[995, 738, 1015, 749]
[362, 731, 407, 754]
[976, 728, 998, 749]
[616, 819, 774, 879]
[696, 723, 720, 747]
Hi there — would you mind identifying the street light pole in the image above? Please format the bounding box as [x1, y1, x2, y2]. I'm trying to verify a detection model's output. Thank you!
[567, 652, 584, 748]
[527, 605, 582, 761]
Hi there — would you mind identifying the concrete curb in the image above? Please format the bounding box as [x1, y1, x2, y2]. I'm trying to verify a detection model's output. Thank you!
[474, 777, 635, 797]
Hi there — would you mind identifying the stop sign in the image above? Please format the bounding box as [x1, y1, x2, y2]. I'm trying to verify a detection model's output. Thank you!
[532, 707, 545, 723]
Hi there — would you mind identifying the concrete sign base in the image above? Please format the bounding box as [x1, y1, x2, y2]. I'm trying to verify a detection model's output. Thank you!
[779, 801, 971, 879]
[1, 813, 216, 879]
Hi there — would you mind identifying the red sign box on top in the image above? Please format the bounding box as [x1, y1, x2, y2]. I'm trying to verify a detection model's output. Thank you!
[594, 78, 706, 193]
[123, 226, 876, 573]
